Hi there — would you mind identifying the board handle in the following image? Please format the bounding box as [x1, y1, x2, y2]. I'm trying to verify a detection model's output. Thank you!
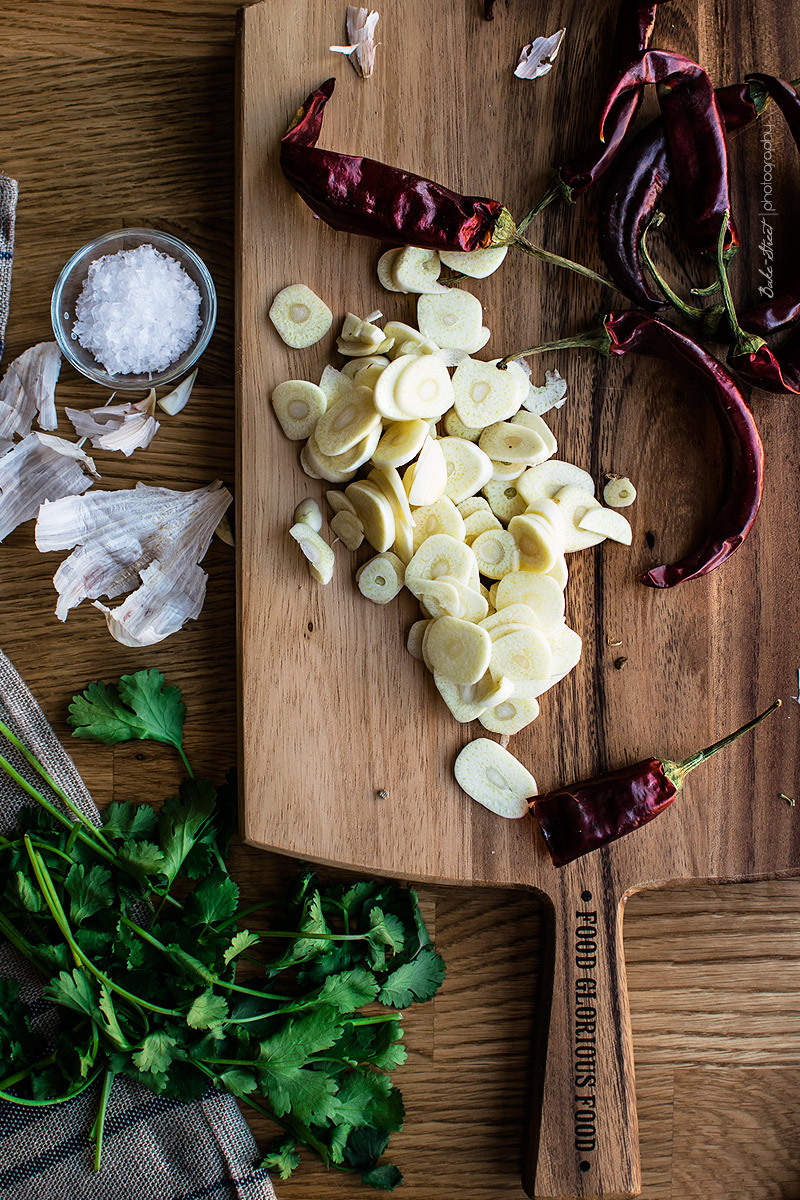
[523, 855, 640, 1199]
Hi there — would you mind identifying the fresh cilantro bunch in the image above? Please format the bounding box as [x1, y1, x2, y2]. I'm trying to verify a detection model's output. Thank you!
[0, 671, 445, 1190]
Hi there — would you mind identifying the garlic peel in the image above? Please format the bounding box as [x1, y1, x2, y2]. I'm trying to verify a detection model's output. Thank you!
[65, 389, 160, 456]
[514, 28, 566, 80]
[0, 432, 98, 542]
[0, 342, 62, 444]
[331, 6, 380, 78]
[157, 368, 198, 415]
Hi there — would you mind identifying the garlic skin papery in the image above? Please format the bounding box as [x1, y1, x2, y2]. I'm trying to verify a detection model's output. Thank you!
[0, 433, 98, 541]
[65, 389, 160, 456]
[35, 479, 232, 644]
[514, 28, 566, 80]
[330, 6, 380, 78]
[0, 342, 62, 452]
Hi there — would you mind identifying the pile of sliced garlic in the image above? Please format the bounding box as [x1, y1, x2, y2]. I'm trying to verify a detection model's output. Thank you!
[271, 248, 635, 741]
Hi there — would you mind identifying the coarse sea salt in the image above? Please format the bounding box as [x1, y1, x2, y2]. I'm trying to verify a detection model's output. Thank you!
[73, 243, 202, 376]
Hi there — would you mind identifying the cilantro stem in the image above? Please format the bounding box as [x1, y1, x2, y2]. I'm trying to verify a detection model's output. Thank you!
[0, 1067, 102, 1107]
[234, 1088, 331, 1167]
[0, 910, 55, 974]
[177, 744, 194, 779]
[0, 720, 115, 851]
[214, 899, 277, 932]
[345, 1014, 403, 1026]
[0, 752, 118, 866]
[90, 1068, 115, 1171]
[250, 930, 367, 942]
[0, 1055, 55, 1091]
[24, 839, 184, 1020]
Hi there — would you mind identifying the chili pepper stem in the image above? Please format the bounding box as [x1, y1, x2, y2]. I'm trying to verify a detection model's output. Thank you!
[497, 320, 611, 370]
[639, 216, 708, 321]
[662, 699, 781, 790]
[715, 209, 766, 358]
[512, 234, 619, 291]
[516, 182, 563, 234]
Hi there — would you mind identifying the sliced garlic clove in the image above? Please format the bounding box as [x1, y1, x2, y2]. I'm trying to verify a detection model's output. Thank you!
[290, 521, 335, 583]
[470, 527, 519, 580]
[304, 433, 358, 483]
[293, 497, 322, 531]
[436, 573, 489, 622]
[603, 476, 637, 508]
[439, 245, 509, 278]
[552, 484, 606, 552]
[547, 623, 583, 677]
[457, 495, 492, 519]
[417, 290, 484, 351]
[329, 508, 365, 550]
[407, 618, 431, 660]
[345, 478, 396, 552]
[489, 626, 553, 684]
[443, 408, 481, 442]
[158, 368, 198, 415]
[510, 410, 558, 458]
[271, 380, 328, 441]
[425, 615, 492, 685]
[439, 436, 494, 504]
[404, 532, 476, 596]
[373, 354, 416, 421]
[314, 386, 380, 456]
[479, 602, 540, 633]
[326, 488, 357, 515]
[269, 284, 333, 348]
[370, 418, 429, 468]
[319, 364, 354, 404]
[377, 248, 405, 292]
[516, 459, 595, 507]
[340, 354, 391, 380]
[356, 551, 406, 603]
[478, 694, 541, 735]
[411, 495, 465, 552]
[415, 577, 462, 618]
[491, 459, 526, 481]
[454, 738, 536, 818]
[452, 357, 523, 429]
[478, 420, 547, 465]
[391, 246, 446, 294]
[482, 478, 527, 524]
[494, 570, 565, 633]
[578, 505, 632, 545]
[403, 436, 448, 506]
[394, 354, 454, 419]
[463, 507, 502, 545]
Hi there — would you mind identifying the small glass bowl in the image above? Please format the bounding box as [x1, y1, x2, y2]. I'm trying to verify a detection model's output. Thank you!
[51, 228, 217, 392]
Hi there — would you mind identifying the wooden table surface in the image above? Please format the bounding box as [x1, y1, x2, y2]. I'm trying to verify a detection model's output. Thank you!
[1, 2, 799, 1198]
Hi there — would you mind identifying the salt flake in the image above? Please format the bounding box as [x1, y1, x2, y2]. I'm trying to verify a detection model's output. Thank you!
[514, 28, 566, 80]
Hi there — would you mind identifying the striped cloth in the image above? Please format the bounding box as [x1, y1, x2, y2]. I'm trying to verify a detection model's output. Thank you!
[0, 652, 277, 1200]
[0, 177, 16, 364]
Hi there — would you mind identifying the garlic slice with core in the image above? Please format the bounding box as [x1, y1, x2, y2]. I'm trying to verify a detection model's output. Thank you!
[356, 552, 405, 603]
[452, 358, 523, 429]
[425, 615, 492, 685]
[494, 570, 565, 632]
[489, 626, 553, 683]
[439, 245, 509, 278]
[417, 291, 484, 352]
[66, 389, 160, 457]
[482, 479, 527, 524]
[394, 354, 454, 419]
[377, 248, 404, 292]
[314, 386, 379, 456]
[0, 342, 61, 447]
[470, 528, 519, 580]
[391, 247, 445, 294]
[371, 418, 428, 468]
[516, 460, 594, 507]
[479, 421, 547, 465]
[290, 521, 335, 583]
[373, 354, 416, 421]
[0, 433, 98, 542]
[158, 368, 198, 415]
[439, 437, 494, 504]
[454, 738, 536, 818]
[479, 694, 541, 735]
[329, 508, 365, 550]
[411, 495, 465, 551]
[443, 408, 481, 442]
[463, 508, 502, 545]
[269, 284, 332, 348]
[603, 476, 637, 508]
[405, 532, 475, 596]
[345, 478, 396, 551]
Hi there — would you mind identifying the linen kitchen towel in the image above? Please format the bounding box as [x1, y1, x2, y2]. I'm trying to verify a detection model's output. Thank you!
[0, 176, 16, 363]
[0, 652, 277, 1200]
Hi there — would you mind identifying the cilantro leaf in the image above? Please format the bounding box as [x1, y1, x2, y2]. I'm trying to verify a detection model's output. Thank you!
[318, 968, 380, 1013]
[259, 1137, 301, 1181]
[377, 947, 446, 1008]
[6, 869, 42, 913]
[158, 779, 217, 885]
[68, 681, 149, 746]
[43, 969, 99, 1020]
[133, 1032, 178, 1074]
[361, 1164, 403, 1191]
[343, 1127, 391, 1171]
[116, 841, 166, 881]
[117, 670, 186, 753]
[186, 990, 228, 1030]
[64, 863, 114, 925]
[223, 929, 260, 966]
[217, 1068, 257, 1098]
[185, 872, 239, 927]
[101, 801, 158, 841]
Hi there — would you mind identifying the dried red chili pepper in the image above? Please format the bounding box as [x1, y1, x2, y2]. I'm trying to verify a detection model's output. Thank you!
[280, 78, 515, 252]
[520, 1, 662, 225]
[499, 310, 764, 588]
[531, 701, 781, 867]
[599, 81, 770, 310]
[600, 51, 738, 256]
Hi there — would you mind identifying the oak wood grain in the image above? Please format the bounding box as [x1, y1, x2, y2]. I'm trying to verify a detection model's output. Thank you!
[0, 0, 798, 1197]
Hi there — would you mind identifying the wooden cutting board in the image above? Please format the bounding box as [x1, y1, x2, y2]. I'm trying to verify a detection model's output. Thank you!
[236, 1, 800, 1196]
